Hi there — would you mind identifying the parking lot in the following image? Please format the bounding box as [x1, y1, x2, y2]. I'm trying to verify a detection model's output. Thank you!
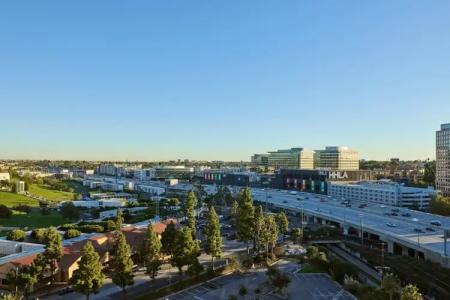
[163, 260, 355, 300]
[164, 273, 247, 300]
[293, 274, 356, 300]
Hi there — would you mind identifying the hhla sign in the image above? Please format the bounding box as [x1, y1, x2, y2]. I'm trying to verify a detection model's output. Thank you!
[328, 171, 349, 180]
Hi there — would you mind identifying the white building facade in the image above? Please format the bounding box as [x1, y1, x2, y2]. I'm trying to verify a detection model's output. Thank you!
[328, 180, 436, 209]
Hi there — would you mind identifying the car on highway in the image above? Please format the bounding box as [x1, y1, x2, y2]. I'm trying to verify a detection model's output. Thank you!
[386, 223, 397, 227]
[391, 213, 398, 216]
[401, 213, 411, 217]
[430, 221, 442, 226]
[425, 227, 435, 232]
[391, 208, 400, 213]
[358, 204, 368, 208]
[414, 228, 423, 233]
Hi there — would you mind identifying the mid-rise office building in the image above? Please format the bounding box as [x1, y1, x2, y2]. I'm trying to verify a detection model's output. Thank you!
[16, 181, 25, 194]
[328, 180, 436, 209]
[436, 123, 450, 196]
[154, 166, 194, 180]
[251, 154, 269, 168]
[314, 146, 359, 170]
[267, 148, 314, 170]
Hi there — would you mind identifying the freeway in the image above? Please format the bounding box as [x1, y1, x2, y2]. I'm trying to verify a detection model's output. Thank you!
[245, 187, 450, 259]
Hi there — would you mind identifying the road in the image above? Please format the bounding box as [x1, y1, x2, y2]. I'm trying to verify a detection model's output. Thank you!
[245, 187, 450, 257]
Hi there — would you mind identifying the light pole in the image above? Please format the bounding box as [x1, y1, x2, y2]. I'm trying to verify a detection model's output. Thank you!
[301, 208, 304, 244]
[359, 214, 364, 246]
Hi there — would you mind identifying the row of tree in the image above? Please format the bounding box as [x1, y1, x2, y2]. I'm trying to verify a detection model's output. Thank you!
[232, 188, 289, 259]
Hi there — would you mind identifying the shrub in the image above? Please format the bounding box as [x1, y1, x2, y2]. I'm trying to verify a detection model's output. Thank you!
[77, 224, 104, 233]
[7, 229, 26, 241]
[238, 285, 247, 296]
[60, 202, 80, 219]
[30, 228, 47, 243]
[273, 246, 285, 257]
[0, 205, 12, 218]
[64, 229, 81, 239]
[330, 259, 358, 283]
[12, 205, 31, 213]
[59, 224, 76, 231]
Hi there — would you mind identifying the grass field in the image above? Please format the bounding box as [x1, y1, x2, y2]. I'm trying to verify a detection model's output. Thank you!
[0, 191, 39, 207]
[29, 184, 75, 201]
[0, 208, 71, 229]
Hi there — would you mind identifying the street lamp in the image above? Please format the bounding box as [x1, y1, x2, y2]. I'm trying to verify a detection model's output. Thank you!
[359, 214, 364, 246]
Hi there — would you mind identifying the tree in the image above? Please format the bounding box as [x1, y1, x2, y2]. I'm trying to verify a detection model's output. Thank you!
[60, 202, 80, 220]
[42, 227, 63, 285]
[116, 208, 124, 229]
[252, 205, 264, 255]
[401, 284, 423, 300]
[230, 200, 239, 226]
[291, 228, 302, 244]
[70, 241, 104, 300]
[7, 230, 26, 241]
[185, 191, 197, 236]
[6, 264, 39, 300]
[422, 160, 436, 186]
[0, 205, 12, 218]
[429, 195, 450, 216]
[236, 188, 254, 253]
[275, 212, 289, 235]
[161, 222, 178, 256]
[381, 273, 401, 300]
[171, 227, 200, 273]
[205, 206, 222, 269]
[110, 231, 134, 299]
[261, 215, 278, 260]
[143, 224, 162, 280]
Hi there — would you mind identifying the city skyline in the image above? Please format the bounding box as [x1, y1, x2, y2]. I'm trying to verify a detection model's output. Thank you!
[1, 1, 450, 161]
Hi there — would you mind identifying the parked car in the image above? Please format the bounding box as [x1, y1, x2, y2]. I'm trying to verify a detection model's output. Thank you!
[430, 221, 442, 226]
[414, 228, 423, 233]
[425, 227, 435, 232]
[401, 213, 411, 217]
[386, 223, 397, 228]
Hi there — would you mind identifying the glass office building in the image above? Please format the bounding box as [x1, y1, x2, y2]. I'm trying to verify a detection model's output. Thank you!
[314, 146, 359, 170]
[436, 124, 450, 196]
[267, 148, 314, 170]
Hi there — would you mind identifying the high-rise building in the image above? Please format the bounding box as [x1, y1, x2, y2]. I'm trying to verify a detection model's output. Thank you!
[436, 123, 450, 196]
[267, 148, 314, 170]
[314, 146, 359, 170]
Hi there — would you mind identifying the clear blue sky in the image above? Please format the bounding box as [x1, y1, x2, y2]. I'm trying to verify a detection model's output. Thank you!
[1, 1, 449, 161]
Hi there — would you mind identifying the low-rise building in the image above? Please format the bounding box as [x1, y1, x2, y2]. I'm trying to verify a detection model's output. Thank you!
[0, 173, 10, 182]
[328, 180, 436, 209]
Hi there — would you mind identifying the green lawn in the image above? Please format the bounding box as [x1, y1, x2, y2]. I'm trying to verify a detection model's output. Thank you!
[299, 263, 326, 273]
[0, 191, 39, 207]
[28, 184, 75, 201]
[0, 208, 72, 229]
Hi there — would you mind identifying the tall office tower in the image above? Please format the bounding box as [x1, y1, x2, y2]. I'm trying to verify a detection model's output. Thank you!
[267, 148, 314, 170]
[314, 146, 359, 170]
[436, 123, 450, 196]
